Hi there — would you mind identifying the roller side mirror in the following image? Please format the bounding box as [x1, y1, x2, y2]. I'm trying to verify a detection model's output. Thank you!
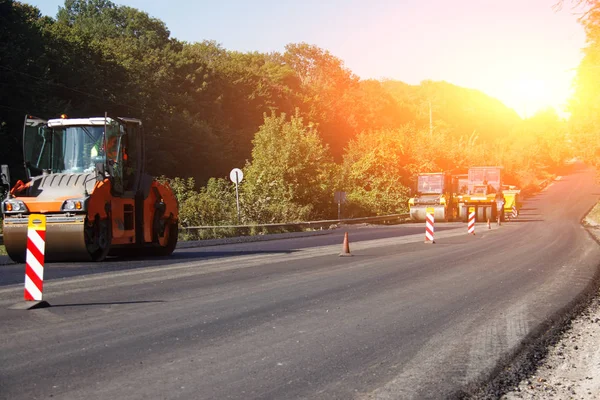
[1, 164, 10, 187]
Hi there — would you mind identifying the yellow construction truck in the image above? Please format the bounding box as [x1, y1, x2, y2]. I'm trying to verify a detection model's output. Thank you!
[408, 172, 459, 222]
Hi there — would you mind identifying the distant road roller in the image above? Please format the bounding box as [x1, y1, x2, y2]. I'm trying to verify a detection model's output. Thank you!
[408, 172, 459, 222]
[458, 166, 505, 222]
[1, 115, 179, 262]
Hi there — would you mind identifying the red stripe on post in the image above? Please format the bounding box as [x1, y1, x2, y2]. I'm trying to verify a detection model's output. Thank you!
[37, 230, 46, 242]
[27, 236, 45, 266]
[25, 264, 44, 292]
[24, 288, 35, 301]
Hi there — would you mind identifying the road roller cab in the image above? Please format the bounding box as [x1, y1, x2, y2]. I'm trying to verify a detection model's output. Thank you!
[1, 115, 179, 262]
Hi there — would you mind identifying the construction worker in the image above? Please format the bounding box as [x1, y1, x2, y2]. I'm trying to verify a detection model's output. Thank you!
[495, 190, 505, 225]
[88, 132, 105, 172]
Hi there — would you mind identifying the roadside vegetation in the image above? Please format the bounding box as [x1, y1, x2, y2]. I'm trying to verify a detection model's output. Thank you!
[0, 0, 595, 238]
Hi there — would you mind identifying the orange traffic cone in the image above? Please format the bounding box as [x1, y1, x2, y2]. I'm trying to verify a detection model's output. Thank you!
[339, 232, 353, 257]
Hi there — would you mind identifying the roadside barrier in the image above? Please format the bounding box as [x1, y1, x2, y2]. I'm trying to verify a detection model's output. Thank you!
[512, 205, 518, 219]
[468, 207, 476, 235]
[24, 215, 46, 301]
[181, 213, 410, 234]
[425, 207, 435, 243]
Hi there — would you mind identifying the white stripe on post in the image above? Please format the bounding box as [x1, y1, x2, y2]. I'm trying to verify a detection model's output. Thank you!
[25, 249, 44, 279]
[24, 275, 43, 301]
[28, 229, 46, 256]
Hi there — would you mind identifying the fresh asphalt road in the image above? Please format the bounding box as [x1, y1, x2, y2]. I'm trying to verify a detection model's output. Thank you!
[1, 164, 599, 400]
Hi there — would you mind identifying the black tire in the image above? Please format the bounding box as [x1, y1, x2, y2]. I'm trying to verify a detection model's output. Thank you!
[153, 221, 178, 257]
[476, 206, 485, 222]
[85, 217, 111, 262]
[461, 206, 468, 222]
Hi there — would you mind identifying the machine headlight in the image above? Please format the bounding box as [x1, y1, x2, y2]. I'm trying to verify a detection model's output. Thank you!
[61, 198, 87, 212]
[2, 199, 28, 213]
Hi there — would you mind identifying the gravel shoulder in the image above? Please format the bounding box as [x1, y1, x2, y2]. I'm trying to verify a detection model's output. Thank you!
[500, 205, 600, 400]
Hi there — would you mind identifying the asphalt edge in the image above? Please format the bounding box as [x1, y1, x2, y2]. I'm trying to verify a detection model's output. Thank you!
[449, 197, 600, 399]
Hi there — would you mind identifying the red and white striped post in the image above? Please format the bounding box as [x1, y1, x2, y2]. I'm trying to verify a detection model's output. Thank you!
[425, 207, 435, 244]
[24, 214, 46, 302]
[512, 205, 518, 219]
[467, 207, 476, 235]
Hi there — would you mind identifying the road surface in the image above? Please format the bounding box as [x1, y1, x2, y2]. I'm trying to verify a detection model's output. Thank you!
[1, 163, 599, 399]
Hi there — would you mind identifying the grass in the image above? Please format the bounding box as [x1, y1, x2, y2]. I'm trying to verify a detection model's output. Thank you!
[180, 224, 307, 241]
[0, 245, 6, 256]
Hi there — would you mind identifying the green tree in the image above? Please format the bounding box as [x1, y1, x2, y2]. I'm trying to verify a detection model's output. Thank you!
[342, 127, 412, 216]
[241, 112, 336, 223]
[568, 0, 600, 165]
[281, 43, 361, 160]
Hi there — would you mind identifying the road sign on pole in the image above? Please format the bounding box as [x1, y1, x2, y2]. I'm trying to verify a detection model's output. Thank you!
[229, 168, 243, 184]
[334, 191, 346, 220]
[230, 168, 243, 222]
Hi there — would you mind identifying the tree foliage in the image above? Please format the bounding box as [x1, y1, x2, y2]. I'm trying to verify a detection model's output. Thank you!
[568, 0, 600, 165]
[241, 112, 335, 223]
[0, 0, 574, 225]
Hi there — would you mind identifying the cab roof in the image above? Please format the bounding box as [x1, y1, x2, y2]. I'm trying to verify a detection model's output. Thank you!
[47, 117, 142, 127]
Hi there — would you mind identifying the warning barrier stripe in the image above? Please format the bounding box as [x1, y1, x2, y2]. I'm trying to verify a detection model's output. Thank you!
[425, 212, 435, 242]
[468, 211, 476, 234]
[24, 220, 45, 301]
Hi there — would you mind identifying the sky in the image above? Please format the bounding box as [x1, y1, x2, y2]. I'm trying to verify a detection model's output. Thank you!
[27, 0, 587, 118]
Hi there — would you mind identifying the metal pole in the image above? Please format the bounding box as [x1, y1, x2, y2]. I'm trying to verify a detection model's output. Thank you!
[235, 171, 241, 223]
[429, 100, 433, 135]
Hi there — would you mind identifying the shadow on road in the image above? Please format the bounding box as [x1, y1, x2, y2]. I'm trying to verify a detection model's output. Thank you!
[506, 219, 545, 223]
[0, 250, 297, 287]
[49, 300, 166, 308]
[112, 249, 296, 263]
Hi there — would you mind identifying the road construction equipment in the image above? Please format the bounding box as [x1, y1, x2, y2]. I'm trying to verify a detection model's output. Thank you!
[454, 173, 469, 221]
[501, 185, 521, 219]
[409, 172, 458, 222]
[458, 166, 506, 222]
[1, 115, 179, 262]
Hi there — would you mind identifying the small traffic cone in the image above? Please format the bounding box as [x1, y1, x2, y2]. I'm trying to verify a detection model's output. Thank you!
[487, 218, 491, 230]
[339, 232, 353, 257]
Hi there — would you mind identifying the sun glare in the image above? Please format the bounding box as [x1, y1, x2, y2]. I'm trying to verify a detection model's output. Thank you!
[482, 72, 575, 119]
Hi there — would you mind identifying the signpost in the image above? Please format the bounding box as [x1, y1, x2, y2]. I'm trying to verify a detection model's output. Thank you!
[229, 168, 244, 222]
[334, 191, 346, 220]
